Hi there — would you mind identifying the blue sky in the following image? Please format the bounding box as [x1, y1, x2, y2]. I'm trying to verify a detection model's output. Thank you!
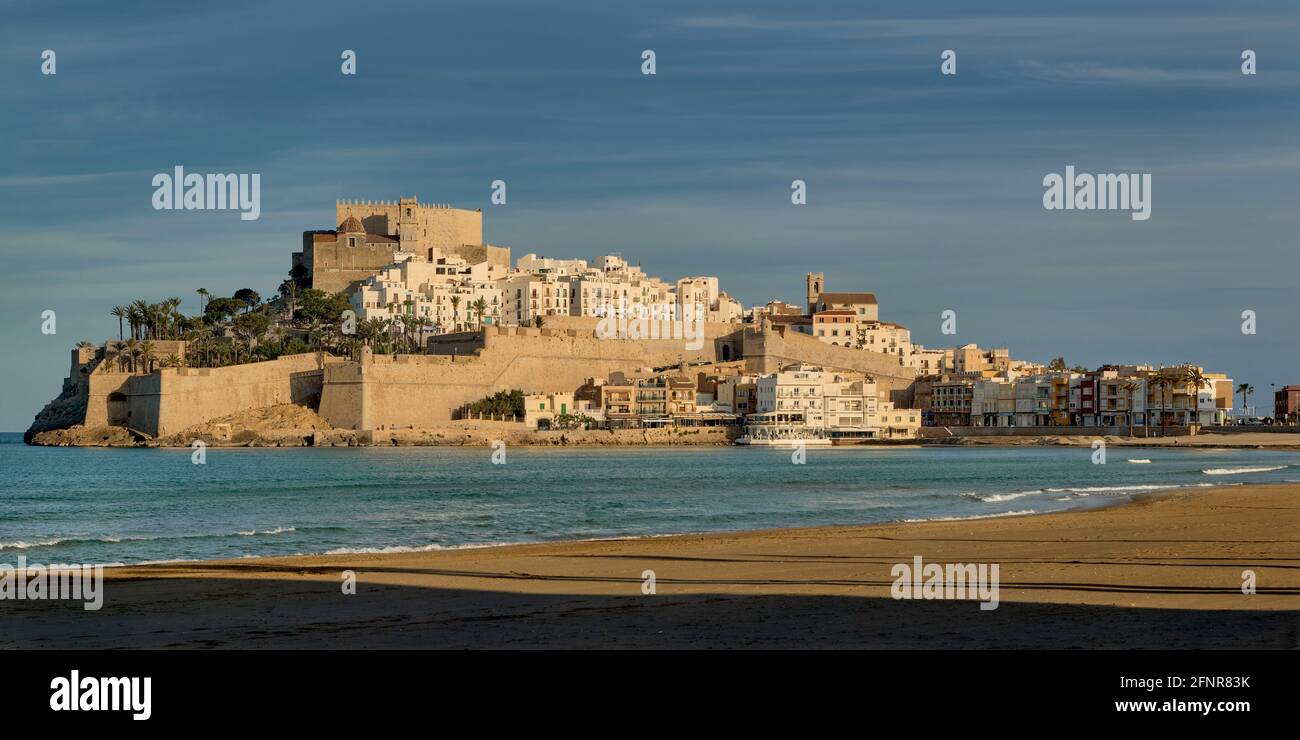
[3, 1, 1298, 429]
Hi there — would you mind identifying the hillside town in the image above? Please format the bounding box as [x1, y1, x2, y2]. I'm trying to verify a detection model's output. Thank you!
[33, 196, 1288, 447]
[288, 198, 1244, 441]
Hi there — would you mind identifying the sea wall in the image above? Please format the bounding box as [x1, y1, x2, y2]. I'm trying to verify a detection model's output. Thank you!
[918, 425, 1193, 438]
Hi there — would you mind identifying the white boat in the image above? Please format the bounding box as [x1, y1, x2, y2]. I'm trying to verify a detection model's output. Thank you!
[735, 436, 833, 446]
[1127, 458, 1152, 464]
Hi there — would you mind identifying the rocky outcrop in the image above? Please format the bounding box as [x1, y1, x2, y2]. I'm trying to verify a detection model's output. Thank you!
[24, 351, 97, 443]
[27, 425, 138, 447]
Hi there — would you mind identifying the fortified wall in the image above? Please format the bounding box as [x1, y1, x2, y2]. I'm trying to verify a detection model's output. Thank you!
[29, 349, 340, 440]
[29, 324, 918, 441]
[319, 323, 737, 430]
[127, 353, 339, 437]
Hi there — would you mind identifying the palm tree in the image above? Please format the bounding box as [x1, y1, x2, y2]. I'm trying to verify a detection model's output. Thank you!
[471, 297, 488, 328]
[126, 341, 143, 374]
[162, 354, 182, 369]
[127, 301, 146, 340]
[1183, 367, 1206, 428]
[400, 315, 419, 353]
[1147, 373, 1168, 436]
[197, 288, 209, 314]
[1237, 383, 1254, 421]
[355, 317, 377, 349]
[450, 296, 462, 331]
[165, 297, 183, 338]
[111, 306, 128, 341]
[139, 340, 156, 373]
[1121, 380, 1140, 437]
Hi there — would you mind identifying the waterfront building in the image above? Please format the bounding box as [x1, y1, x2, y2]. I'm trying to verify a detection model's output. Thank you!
[1276, 385, 1300, 423]
[929, 378, 975, 426]
[523, 392, 604, 429]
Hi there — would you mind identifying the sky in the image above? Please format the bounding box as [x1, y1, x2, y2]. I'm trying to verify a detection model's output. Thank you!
[2, 0, 1298, 430]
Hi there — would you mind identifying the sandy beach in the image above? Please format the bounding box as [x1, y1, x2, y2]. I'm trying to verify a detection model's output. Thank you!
[3, 483, 1298, 649]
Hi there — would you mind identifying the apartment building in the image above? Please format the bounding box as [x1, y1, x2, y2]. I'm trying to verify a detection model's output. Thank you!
[929, 378, 974, 426]
[971, 377, 1017, 427]
[1276, 385, 1300, 423]
[596, 373, 709, 428]
[755, 364, 828, 428]
[716, 374, 761, 416]
[749, 363, 919, 440]
[811, 310, 858, 346]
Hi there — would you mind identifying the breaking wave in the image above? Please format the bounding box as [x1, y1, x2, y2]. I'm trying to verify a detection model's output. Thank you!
[1202, 465, 1287, 475]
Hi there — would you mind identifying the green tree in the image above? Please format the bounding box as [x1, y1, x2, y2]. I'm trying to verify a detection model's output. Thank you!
[204, 297, 243, 325]
[465, 389, 525, 419]
[233, 288, 261, 313]
[233, 312, 271, 356]
[296, 289, 351, 325]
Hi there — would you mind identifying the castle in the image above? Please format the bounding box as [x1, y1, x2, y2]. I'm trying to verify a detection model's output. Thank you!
[293, 198, 511, 293]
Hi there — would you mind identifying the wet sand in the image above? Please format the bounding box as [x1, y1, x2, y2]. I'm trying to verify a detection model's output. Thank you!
[2, 484, 1298, 649]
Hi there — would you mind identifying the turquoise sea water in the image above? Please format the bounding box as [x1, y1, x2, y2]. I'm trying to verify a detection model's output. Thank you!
[1, 432, 1296, 566]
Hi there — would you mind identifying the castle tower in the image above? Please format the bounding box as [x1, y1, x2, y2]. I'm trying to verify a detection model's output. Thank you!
[806, 272, 825, 316]
[397, 196, 420, 253]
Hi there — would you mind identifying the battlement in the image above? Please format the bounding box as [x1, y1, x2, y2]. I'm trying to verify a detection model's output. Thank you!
[335, 199, 462, 209]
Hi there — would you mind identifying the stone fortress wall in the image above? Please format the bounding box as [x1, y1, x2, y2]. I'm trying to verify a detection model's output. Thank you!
[34, 351, 339, 439]
[31, 324, 918, 440]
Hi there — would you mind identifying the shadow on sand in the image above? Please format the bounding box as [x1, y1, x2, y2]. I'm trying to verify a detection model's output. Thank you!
[2, 564, 1297, 649]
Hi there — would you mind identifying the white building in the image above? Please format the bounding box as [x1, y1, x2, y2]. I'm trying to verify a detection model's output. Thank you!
[749, 364, 919, 440]
[352, 253, 503, 332]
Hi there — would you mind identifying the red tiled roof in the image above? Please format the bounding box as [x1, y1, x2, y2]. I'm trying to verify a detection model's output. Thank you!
[819, 292, 877, 305]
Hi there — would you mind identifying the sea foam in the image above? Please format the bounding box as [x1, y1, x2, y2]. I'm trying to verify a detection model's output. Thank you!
[1202, 465, 1287, 475]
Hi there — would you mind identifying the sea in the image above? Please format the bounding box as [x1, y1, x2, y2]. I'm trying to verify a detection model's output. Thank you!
[1, 432, 1295, 566]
